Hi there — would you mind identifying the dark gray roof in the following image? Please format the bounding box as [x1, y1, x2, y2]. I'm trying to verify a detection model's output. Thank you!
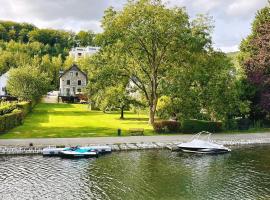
[59, 64, 87, 78]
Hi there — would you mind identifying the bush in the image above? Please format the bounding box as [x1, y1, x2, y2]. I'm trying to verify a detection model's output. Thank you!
[0, 109, 23, 132]
[0, 103, 17, 115]
[237, 118, 251, 130]
[182, 119, 222, 133]
[153, 120, 180, 133]
[17, 101, 32, 116]
[224, 119, 238, 130]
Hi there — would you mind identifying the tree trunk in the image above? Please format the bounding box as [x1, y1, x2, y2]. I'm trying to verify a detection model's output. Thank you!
[120, 106, 124, 119]
[149, 108, 155, 124]
[148, 99, 157, 124]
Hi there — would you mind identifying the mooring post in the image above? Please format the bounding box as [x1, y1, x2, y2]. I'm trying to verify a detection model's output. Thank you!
[117, 129, 121, 136]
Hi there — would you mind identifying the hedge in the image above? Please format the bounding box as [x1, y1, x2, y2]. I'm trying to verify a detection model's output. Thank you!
[153, 120, 180, 133]
[17, 101, 33, 117]
[182, 119, 222, 133]
[0, 101, 35, 133]
[0, 109, 23, 132]
[0, 103, 17, 115]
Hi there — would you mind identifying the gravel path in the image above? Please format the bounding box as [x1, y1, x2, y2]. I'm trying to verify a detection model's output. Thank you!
[0, 133, 270, 147]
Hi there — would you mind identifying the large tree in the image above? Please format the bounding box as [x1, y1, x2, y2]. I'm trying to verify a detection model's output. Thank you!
[95, 0, 213, 124]
[239, 3, 270, 120]
[7, 65, 50, 101]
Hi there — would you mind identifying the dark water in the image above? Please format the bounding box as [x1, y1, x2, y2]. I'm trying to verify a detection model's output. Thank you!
[0, 146, 270, 200]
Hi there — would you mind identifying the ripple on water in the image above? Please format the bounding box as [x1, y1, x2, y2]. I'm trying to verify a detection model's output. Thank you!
[0, 145, 270, 200]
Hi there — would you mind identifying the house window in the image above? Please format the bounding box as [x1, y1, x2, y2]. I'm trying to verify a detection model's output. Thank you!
[77, 88, 81, 93]
[76, 72, 78, 76]
[78, 80, 81, 85]
[67, 80, 70, 85]
[78, 53, 82, 56]
[2, 87, 5, 92]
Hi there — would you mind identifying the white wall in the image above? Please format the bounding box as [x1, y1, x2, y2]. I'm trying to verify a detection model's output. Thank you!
[0, 72, 8, 96]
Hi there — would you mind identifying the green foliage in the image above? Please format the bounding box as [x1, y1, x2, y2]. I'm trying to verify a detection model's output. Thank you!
[95, 0, 214, 124]
[153, 120, 180, 133]
[17, 101, 33, 117]
[0, 109, 23, 132]
[239, 3, 270, 120]
[7, 65, 50, 101]
[75, 31, 95, 46]
[0, 102, 17, 115]
[161, 51, 250, 121]
[182, 119, 222, 133]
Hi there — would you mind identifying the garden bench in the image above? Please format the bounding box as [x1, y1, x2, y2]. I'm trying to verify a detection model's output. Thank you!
[129, 128, 144, 136]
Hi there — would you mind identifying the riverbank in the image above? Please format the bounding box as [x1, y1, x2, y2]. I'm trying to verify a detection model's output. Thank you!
[0, 133, 270, 155]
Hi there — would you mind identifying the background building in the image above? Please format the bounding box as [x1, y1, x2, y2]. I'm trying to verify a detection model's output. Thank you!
[69, 46, 100, 61]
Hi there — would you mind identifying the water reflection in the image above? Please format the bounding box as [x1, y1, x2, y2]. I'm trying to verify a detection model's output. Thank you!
[0, 145, 269, 200]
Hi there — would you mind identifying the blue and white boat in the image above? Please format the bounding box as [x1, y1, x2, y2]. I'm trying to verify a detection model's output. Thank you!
[59, 146, 98, 158]
[43, 145, 112, 157]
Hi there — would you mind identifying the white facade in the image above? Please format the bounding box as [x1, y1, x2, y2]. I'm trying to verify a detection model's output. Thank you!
[59, 65, 87, 96]
[0, 72, 8, 96]
[69, 46, 100, 61]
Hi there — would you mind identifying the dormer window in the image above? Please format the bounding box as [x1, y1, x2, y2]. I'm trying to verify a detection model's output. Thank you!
[78, 80, 81, 85]
[76, 72, 78, 76]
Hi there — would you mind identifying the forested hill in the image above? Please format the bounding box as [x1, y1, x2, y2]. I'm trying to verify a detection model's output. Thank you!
[0, 21, 95, 57]
[0, 20, 96, 88]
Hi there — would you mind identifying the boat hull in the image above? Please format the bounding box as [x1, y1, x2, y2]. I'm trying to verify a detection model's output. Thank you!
[59, 151, 99, 158]
[179, 147, 230, 154]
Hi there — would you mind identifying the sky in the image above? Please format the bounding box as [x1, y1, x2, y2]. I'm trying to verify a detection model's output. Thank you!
[0, 0, 268, 52]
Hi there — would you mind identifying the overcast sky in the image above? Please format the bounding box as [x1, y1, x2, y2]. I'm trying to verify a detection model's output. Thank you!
[0, 0, 268, 52]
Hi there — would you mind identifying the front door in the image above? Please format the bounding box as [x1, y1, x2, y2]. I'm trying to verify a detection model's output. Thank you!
[66, 88, 70, 96]
[73, 87, 76, 95]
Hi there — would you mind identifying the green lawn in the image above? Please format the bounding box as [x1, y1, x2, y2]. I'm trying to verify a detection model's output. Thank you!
[0, 103, 154, 138]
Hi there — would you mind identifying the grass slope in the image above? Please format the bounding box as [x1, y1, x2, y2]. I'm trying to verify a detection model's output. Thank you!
[0, 103, 153, 138]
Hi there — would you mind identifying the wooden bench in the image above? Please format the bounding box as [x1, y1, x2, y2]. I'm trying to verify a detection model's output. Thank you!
[129, 128, 144, 136]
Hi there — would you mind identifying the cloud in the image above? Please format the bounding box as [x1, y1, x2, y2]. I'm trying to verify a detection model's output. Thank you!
[226, 0, 267, 19]
[0, 0, 268, 52]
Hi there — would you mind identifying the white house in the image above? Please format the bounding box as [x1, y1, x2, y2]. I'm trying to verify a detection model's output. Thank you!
[0, 72, 9, 96]
[59, 64, 87, 97]
[69, 46, 100, 61]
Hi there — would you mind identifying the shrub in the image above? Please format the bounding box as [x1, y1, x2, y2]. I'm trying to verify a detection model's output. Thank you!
[17, 101, 32, 116]
[0, 103, 17, 115]
[182, 119, 222, 133]
[153, 120, 180, 133]
[224, 119, 238, 130]
[237, 118, 251, 130]
[0, 109, 23, 132]
[153, 121, 164, 133]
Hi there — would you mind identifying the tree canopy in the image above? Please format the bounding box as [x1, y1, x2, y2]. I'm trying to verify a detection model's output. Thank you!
[7, 65, 50, 101]
[91, 0, 242, 124]
[239, 3, 270, 120]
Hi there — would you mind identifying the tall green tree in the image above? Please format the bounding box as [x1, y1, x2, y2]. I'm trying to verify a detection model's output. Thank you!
[95, 0, 214, 124]
[7, 65, 50, 101]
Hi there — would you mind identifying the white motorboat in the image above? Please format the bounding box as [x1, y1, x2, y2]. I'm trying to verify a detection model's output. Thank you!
[178, 131, 231, 154]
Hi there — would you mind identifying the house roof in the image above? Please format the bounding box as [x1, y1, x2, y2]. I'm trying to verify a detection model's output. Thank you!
[59, 64, 87, 79]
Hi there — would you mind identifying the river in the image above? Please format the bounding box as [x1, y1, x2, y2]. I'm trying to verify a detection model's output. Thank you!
[0, 145, 269, 200]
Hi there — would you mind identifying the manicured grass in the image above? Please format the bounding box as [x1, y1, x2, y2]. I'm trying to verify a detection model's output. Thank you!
[0, 103, 154, 138]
